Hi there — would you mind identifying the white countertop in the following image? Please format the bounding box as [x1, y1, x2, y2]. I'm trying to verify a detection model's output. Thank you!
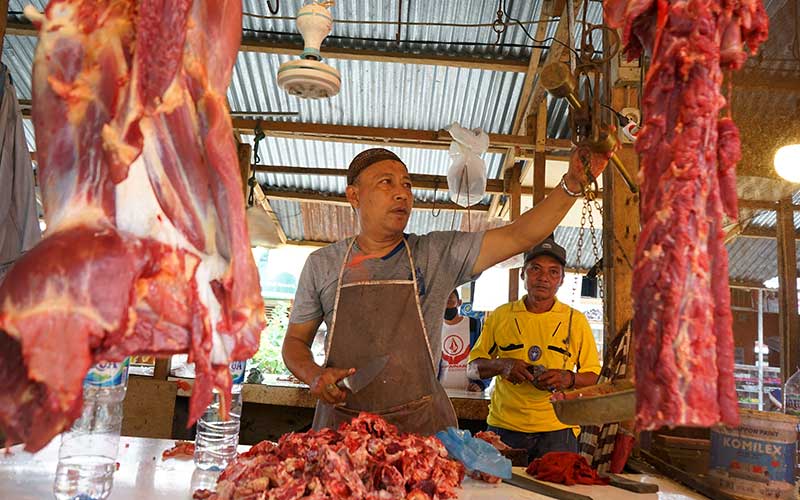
[0, 437, 708, 499]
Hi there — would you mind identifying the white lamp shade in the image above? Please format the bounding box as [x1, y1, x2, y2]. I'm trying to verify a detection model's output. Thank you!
[774, 144, 800, 183]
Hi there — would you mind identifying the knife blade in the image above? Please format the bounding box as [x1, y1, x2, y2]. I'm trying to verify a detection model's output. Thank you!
[336, 355, 389, 394]
[503, 472, 593, 500]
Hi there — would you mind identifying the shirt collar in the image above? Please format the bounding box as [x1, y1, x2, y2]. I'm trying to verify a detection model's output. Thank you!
[512, 296, 563, 313]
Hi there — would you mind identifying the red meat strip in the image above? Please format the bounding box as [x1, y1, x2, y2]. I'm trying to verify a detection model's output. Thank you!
[0, 0, 263, 451]
[604, 0, 767, 429]
[526, 452, 609, 486]
[162, 441, 196, 460]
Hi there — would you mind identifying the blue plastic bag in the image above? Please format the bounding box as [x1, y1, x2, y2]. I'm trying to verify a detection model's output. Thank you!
[435, 427, 512, 479]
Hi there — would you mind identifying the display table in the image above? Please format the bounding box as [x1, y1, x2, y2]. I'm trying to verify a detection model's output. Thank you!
[0, 437, 708, 499]
[172, 375, 493, 421]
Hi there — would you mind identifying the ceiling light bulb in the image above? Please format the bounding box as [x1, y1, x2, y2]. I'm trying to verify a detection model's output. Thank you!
[774, 144, 800, 183]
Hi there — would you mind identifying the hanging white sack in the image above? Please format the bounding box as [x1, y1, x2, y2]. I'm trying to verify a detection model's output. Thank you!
[446, 123, 489, 207]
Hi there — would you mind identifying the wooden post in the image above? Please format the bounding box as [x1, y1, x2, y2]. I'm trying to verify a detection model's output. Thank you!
[603, 71, 642, 457]
[603, 85, 640, 349]
[777, 198, 800, 382]
[153, 357, 172, 380]
[238, 143, 253, 200]
[508, 163, 523, 302]
[532, 100, 548, 206]
[0, 0, 8, 56]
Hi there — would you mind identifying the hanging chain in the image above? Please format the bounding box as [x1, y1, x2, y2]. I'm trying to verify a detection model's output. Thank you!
[491, 2, 506, 45]
[248, 124, 266, 207]
[565, 150, 606, 367]
[580, 150, 610, 344]
[584, 187, 603, 301]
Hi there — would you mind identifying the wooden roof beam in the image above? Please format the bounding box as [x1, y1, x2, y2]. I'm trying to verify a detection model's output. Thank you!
[731, 69, 800, 93]
[231, 117, 573, 155]
[17, 99, 571, 156]
[739, 199, 800, 211]
[254, 165, 506, 194]
[262, 188, 489, 212]
[5, 20, 529, 73]
[738, 225, 800, 240]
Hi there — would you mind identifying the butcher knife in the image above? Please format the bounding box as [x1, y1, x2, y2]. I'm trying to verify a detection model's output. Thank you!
[504, 472, 593, 500]
[336, 355, 389, 394]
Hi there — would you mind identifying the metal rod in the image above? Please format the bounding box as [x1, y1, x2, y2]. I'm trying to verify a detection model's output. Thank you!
[609, 153, 638, 194]
[566, 0, 576, 71]
[758, 288, 764, 411]
[396, 0, 402, 42]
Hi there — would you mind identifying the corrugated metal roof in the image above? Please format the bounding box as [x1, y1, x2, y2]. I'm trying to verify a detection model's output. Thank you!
[726, 237, 781, 285]
[241, 0, 550, 59]
[747, 207, 800, 230]
[229, 52, 526, 134]
[9, 0, 45, 11]
[2, 35, 34, 100]
[243, 135, 505, 177]
[242, 134, 501, 204]
[22, 118, 35, 152]
[554, 226, 603, 271]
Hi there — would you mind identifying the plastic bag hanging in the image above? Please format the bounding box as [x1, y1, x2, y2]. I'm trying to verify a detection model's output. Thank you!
[446, 123, 489, 207]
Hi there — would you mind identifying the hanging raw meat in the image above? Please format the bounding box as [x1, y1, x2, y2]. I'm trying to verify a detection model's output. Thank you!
[604, 0, 767, 428]
[0, 0, 264, 451]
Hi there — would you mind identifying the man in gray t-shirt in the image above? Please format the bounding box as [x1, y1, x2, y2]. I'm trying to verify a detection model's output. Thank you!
[291, 231, 483, 370]
[282, 147, 608, 434]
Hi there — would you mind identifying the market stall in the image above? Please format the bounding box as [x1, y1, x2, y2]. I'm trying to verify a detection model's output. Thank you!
[1, 0, 799, 499]
[2, 437, 711, 500]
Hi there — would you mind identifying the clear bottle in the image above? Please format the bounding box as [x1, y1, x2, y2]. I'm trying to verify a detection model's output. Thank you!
[53, 358, 130, 500]
[194, 360, 245, 471]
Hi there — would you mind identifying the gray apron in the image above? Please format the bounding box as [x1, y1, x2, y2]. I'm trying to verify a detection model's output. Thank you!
[312, 238, 458, 435]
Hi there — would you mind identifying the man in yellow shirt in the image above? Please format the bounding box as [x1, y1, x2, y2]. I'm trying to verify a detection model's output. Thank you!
[468, 238, 600, 461]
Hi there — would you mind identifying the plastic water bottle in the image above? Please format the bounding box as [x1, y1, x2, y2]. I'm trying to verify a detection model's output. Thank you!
[194, 361, 245, 470]
[53, 358, 130, 500]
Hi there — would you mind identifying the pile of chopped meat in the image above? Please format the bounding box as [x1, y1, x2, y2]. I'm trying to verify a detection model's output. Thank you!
[201, 413, 465, 500]
[604, 0, 768, 429]
[475, 430, 529, 468]
[474, 431, 510, 452]
[0, 0, 263, 451]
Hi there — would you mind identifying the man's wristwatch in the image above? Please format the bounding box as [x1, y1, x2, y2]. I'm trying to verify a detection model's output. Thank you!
[566, 370, 576, 389]
[560, 174, 583, 197]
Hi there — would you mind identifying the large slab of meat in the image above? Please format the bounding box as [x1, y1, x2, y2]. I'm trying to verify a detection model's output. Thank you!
[0, 0, 264, 451]
[200, 413, 465, 500]
[604, 0, 767, 428]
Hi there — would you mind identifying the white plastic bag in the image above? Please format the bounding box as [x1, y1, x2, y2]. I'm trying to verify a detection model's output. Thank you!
[446, 123, 489, 207]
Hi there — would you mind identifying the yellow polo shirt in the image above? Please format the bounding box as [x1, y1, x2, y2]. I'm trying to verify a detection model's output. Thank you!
[468, 297, 601, 434]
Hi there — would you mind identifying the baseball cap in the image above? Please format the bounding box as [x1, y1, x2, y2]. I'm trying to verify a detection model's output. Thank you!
[347, 148, 406, 185]
[523, 237, 567, 267]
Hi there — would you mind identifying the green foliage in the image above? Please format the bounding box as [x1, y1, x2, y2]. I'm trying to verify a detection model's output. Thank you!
[250, 301, 291, 376]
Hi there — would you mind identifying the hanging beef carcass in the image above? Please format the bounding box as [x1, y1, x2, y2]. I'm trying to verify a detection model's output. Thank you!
[603, 0, 767, 428]
[0, 0, 264, 451]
